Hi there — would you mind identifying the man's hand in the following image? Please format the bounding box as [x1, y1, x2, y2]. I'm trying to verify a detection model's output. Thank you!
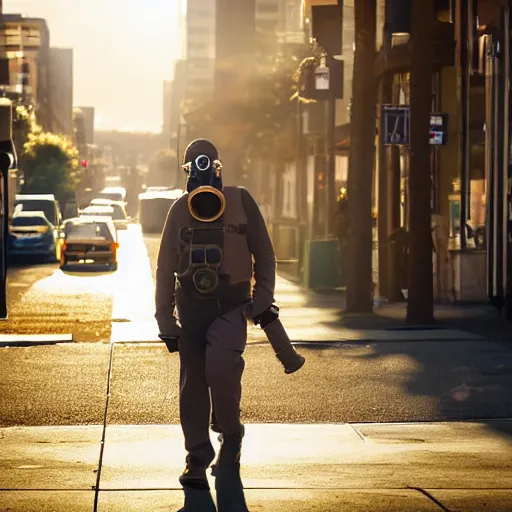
[158, 335, 179, 353]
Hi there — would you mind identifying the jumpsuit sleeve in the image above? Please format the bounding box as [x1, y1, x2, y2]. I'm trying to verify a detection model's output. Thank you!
[241, 188, 277, 318]
[155, 203, 181, 337]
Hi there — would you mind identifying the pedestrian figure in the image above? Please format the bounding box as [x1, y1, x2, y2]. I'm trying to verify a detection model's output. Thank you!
[155, 139, 280, 511]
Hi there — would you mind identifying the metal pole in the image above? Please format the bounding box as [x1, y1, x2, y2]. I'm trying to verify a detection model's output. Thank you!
[326, 72, 336, 238]
[0, 99, 16, 320]
[459, 0, 471, 250]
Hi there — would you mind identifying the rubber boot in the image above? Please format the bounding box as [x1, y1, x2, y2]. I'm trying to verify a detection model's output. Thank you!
[178, 441, 217, 512]
[211, 435, 249, 512]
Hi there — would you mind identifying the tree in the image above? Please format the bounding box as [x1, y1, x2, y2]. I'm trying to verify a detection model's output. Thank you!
[345, 0, 378, 313]
[21, 131, 79, 203]
[407, 0, 435, 324]
[180, 48, 308, 172]
[13, 104, 36, 156]
[148, 148, 178, 187]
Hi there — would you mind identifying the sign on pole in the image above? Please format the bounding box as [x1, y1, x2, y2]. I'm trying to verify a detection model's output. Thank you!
[382, 105, 448, 146]
[382, 105, 410, 145]
[315, 66, 330, 91]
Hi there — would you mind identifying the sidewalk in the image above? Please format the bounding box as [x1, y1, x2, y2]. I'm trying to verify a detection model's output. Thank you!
[1, 421, 511, 511]
[108, 275, 499, 345]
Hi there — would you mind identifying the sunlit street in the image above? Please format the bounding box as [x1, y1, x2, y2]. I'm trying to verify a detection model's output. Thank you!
[0, 224, 155, 342]
[1, 219, 512, 430]
[1, 0, 512, 510]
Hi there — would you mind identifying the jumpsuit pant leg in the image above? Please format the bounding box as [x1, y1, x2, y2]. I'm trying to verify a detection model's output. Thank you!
[176, 297, 219, 467]
[178, 331, 214, 461]
[205, 305, 248, 438]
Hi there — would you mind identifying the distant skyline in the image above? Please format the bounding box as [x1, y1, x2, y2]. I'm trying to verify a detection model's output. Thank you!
[4, 0, 181, 133]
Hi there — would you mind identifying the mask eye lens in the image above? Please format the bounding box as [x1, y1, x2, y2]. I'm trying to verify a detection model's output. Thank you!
[196, 156, 210, 171]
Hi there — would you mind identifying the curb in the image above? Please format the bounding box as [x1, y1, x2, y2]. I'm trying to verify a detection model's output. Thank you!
[0, 334, 74, 347]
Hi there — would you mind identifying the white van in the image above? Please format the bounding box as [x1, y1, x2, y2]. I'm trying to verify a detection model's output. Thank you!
[14, 194, 62, 227]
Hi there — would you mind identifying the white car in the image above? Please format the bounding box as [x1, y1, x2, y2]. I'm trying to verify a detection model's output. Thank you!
[88, 199, 130, 230]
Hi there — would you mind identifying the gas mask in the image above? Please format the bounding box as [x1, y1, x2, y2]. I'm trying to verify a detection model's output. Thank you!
[183, 154, 225, 223]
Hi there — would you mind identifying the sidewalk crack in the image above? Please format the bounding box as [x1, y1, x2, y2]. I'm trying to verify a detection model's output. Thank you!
[408, 486, 451, 512]
[348, 423, 368, 442]
[93, 341, 115, 511]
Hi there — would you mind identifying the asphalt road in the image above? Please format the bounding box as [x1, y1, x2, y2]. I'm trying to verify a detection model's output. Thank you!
[1, 339, 511, 427]
[0, 224, 153, 342]
[1, 223, 512, 428]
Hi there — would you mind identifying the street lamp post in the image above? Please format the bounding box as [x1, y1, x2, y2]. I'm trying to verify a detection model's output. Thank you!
[0, 98, 17, 319]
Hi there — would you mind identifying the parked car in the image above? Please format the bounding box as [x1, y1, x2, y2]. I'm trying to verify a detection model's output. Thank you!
[60, 216, 119, 271]
[88, 198, 129, 230]
[14, 194, 62, 228]
[8, 210, 58, 262]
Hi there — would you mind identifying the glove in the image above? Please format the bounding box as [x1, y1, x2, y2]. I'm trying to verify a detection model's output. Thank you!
[252, 304, 279, 328]
[158, 334, 179, 353]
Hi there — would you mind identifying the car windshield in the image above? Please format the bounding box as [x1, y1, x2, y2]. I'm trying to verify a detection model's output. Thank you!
[82, 208, 113, 217]
[67, 223, 113, 241]
[111, 205, 126, 220]
[11, 216, 48, 227]
[99, 192, 124, 202]
[15, 200, 57, 225]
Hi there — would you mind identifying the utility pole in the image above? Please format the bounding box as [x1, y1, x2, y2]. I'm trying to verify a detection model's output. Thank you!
[406, 0, 435, 324]
[345, 0, 377, 313]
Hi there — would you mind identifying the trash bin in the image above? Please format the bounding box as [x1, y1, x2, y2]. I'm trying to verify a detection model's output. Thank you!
[302, 239, 341, 290]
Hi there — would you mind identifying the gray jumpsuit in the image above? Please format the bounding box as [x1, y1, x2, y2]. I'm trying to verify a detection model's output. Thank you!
[155, 185, 276, 468]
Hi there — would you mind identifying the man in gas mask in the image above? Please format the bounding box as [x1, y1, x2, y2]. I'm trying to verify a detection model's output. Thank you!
[156, 138, 291, 511]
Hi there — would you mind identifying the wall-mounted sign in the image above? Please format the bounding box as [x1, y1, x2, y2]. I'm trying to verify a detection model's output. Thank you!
[429, 113, 448, 145]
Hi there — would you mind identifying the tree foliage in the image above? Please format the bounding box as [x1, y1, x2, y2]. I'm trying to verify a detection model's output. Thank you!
[12, 103, 39, 161]
[148, 148, 178, 187]
[21, 130, 79, 202]
[181, 48, 309, 165]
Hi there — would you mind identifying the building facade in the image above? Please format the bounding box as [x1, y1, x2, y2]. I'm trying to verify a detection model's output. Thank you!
[185, 0, 216, 99]
[47, 47, 73, 138]
[0, 15, 51, 131]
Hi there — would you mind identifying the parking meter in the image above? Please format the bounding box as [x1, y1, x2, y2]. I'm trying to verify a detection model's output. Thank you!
[0, 98, 17, 319]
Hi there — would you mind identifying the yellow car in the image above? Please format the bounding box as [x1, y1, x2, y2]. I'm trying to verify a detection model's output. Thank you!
[60, 216, 119, 271]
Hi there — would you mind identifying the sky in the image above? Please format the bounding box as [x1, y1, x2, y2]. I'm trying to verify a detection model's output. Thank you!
[4, 0, 181, 133]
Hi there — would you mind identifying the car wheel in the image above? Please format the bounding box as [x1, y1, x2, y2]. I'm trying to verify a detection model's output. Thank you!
[108, 262, 118, 271]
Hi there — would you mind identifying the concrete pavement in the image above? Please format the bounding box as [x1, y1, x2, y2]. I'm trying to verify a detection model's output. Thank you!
[1, 422, 511, 510]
